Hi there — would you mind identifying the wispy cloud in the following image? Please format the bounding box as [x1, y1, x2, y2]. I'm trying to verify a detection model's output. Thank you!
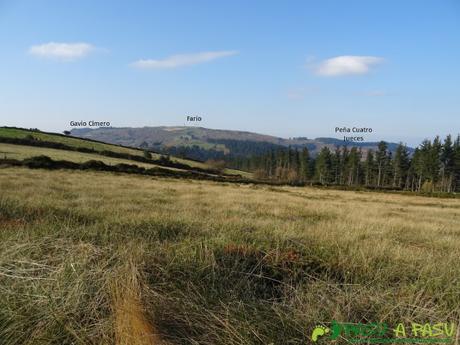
[29, 42, 95, 61]
[314, 55, 384, 76]
[131, 50, 238, 69]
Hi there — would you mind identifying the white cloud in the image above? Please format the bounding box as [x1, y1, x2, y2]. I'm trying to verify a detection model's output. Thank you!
[314, 55, 384, 76]
[29, 42, 95, 60]
[131, 50, 238, 69]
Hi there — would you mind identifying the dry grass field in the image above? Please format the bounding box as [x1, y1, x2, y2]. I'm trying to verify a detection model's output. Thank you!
[0, 143, 183, 170]
[0, 167, 459, 344]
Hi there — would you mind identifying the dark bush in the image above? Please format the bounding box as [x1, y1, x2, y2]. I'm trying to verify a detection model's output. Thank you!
[80, 160, 109, 171]
[23, 155, 56, 169]
[143, 150, 152, 159]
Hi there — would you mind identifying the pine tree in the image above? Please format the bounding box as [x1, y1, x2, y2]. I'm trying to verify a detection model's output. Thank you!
[440, 135, 454, 192]
[453, 135, 460, 192]
[392, 143, 410, 188]
[416, 140, 433, 191]
[364, 150, 376, 186]
[428, 136, 442, 187]
[340, 146, 349, 185]
[346, 147, 361, 185]
[331, 147, 342, 184]
[315, 147, 333, 184]
[299, 147, 311, 181]
[293, 148, 301, 178]
[375, 141, 388, 187]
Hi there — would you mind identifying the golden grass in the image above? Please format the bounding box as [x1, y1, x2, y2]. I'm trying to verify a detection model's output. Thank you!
[113, 259, 165, 345]
[0, 167, 459, 344]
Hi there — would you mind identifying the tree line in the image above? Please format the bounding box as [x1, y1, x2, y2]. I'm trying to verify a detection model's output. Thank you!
[230, 135, 460, 193]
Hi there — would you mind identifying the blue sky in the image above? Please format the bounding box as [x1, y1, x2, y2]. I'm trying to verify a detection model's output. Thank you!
[0, 0, 459, 146]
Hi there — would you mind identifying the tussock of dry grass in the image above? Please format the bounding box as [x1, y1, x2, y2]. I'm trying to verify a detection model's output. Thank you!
[112, 257, 165, 345]
[0, 167, 459, 344]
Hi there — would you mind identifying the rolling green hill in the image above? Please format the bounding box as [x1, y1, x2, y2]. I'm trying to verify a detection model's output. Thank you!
[0, 127, 145, 156]
[0, 127, 250, 178]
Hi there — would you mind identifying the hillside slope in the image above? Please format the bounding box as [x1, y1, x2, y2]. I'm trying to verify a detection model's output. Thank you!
[71, 126, 408, 158]
[0, 127, 250, 178]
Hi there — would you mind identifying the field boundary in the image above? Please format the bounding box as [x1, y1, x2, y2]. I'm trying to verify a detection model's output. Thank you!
[1, 155, 458, 198]
[0, 136, 238, 177]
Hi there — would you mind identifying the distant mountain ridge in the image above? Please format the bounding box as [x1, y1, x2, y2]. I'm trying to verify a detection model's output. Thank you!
[70, 126, 411, 159]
